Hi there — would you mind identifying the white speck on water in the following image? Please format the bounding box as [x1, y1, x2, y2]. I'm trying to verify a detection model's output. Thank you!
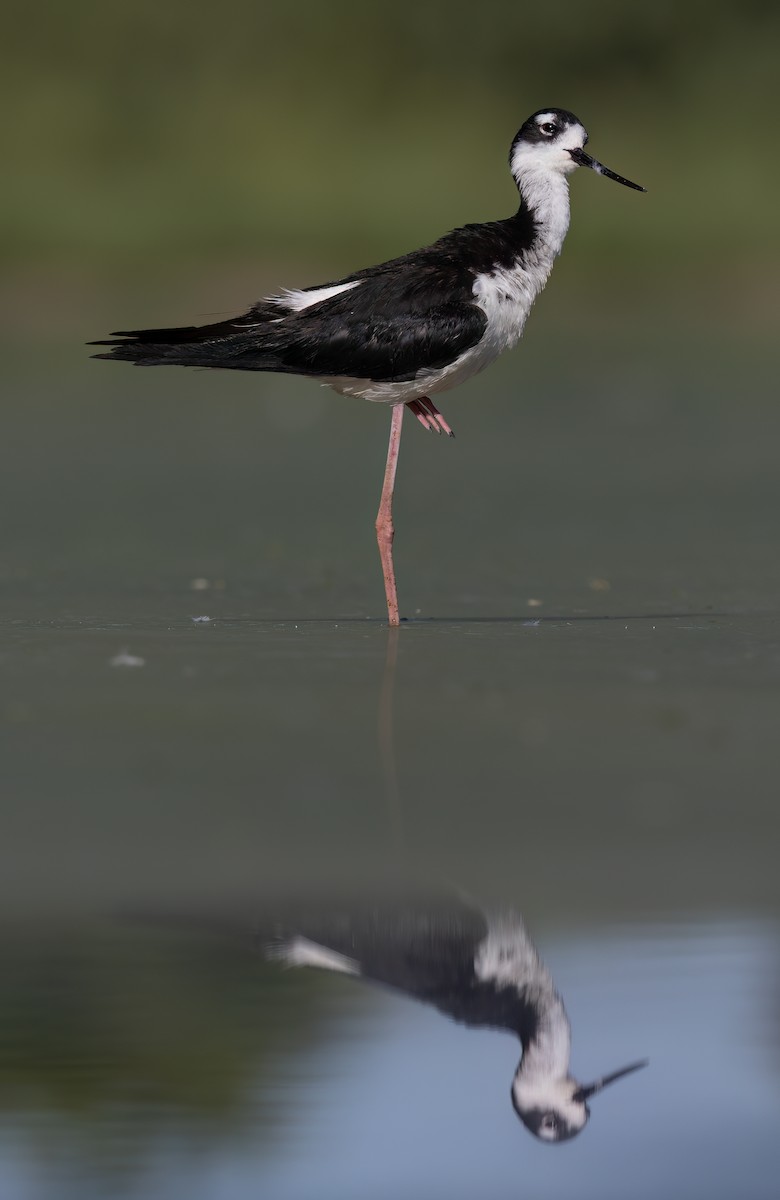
[523, 620, 541, 627]
[190, 578, 210, 591]
[109, 650, 145, 668]
[191, 615, 211, 623]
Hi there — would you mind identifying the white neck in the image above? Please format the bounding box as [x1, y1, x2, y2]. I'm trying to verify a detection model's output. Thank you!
[472, 913, 572, 1083]
[515, 168, 571, 258]
[514, 989, 572, 1083]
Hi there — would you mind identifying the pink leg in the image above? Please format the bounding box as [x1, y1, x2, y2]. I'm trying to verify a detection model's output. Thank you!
[406, 398, 439, 433]
[405, 396, 455, 438]
[376, 404, 404, 626]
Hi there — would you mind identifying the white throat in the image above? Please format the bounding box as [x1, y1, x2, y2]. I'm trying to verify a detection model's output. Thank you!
[514, 989, 572, 1083]
[516, 168, 571, 257]
[473, 911, 572, 1084]
[509, 121, 587, 257]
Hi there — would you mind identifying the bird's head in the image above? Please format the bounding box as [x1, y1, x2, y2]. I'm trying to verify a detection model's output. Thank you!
[510, 109, 646, 193]
[511, 1059, 648, 1144]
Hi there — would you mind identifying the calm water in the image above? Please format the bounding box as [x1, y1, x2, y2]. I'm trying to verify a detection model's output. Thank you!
[1, 916, 778, 1200]
[1, 315, 779, 1196]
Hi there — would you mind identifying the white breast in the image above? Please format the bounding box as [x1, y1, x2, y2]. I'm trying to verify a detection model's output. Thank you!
[470, 246, 556, 359]
[325, 247, 558, 405]
[474, 911, 550, 990]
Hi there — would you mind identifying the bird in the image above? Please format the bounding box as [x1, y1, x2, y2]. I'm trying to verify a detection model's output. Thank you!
[264, 893, 647, 1143]
[91, 108, 645, 625]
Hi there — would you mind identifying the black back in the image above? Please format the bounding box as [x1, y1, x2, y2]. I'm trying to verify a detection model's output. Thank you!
[269, 895, 541, 1044]
[90, 207, 538, 379]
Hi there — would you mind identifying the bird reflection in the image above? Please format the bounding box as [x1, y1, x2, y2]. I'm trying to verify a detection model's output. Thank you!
[266, 893, 646, 1143]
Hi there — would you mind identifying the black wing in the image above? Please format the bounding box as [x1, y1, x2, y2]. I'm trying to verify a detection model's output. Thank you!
[268, 294, 485, 382]
[270, 895, 539, 1042]
[89, 212, 538, 377]
[267, 214, 537, 379]
[91, 268, 485, 380]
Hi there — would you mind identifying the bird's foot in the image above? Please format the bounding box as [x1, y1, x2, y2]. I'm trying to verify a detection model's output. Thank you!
[406, 397, 455, 438]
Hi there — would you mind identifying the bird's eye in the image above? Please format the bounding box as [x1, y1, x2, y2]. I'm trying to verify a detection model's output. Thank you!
[540, 122, 557, 136]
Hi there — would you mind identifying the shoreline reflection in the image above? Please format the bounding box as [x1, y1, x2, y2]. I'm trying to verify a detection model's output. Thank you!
[264, 891, 647, 1142]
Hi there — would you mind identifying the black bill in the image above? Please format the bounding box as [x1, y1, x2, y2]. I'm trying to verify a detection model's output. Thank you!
[572, 1058, 649, 1103]
[568, 147, 646, 192]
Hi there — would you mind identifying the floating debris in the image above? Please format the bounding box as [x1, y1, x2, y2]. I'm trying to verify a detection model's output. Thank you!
[191, 615, 212, 624]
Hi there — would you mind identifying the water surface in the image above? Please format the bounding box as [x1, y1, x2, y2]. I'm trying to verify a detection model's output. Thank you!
[1, 320, 778, 1196]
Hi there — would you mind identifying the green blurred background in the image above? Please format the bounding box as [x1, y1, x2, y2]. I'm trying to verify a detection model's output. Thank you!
[3, 0, 778, 309]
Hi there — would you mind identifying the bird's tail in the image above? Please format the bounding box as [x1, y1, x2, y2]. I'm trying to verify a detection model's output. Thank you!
[89, 310, 283, 370]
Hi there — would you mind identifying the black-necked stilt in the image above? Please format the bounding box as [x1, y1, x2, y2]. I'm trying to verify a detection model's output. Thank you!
[91, 109, 645, 624]
[266, 895, 647, 1143]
